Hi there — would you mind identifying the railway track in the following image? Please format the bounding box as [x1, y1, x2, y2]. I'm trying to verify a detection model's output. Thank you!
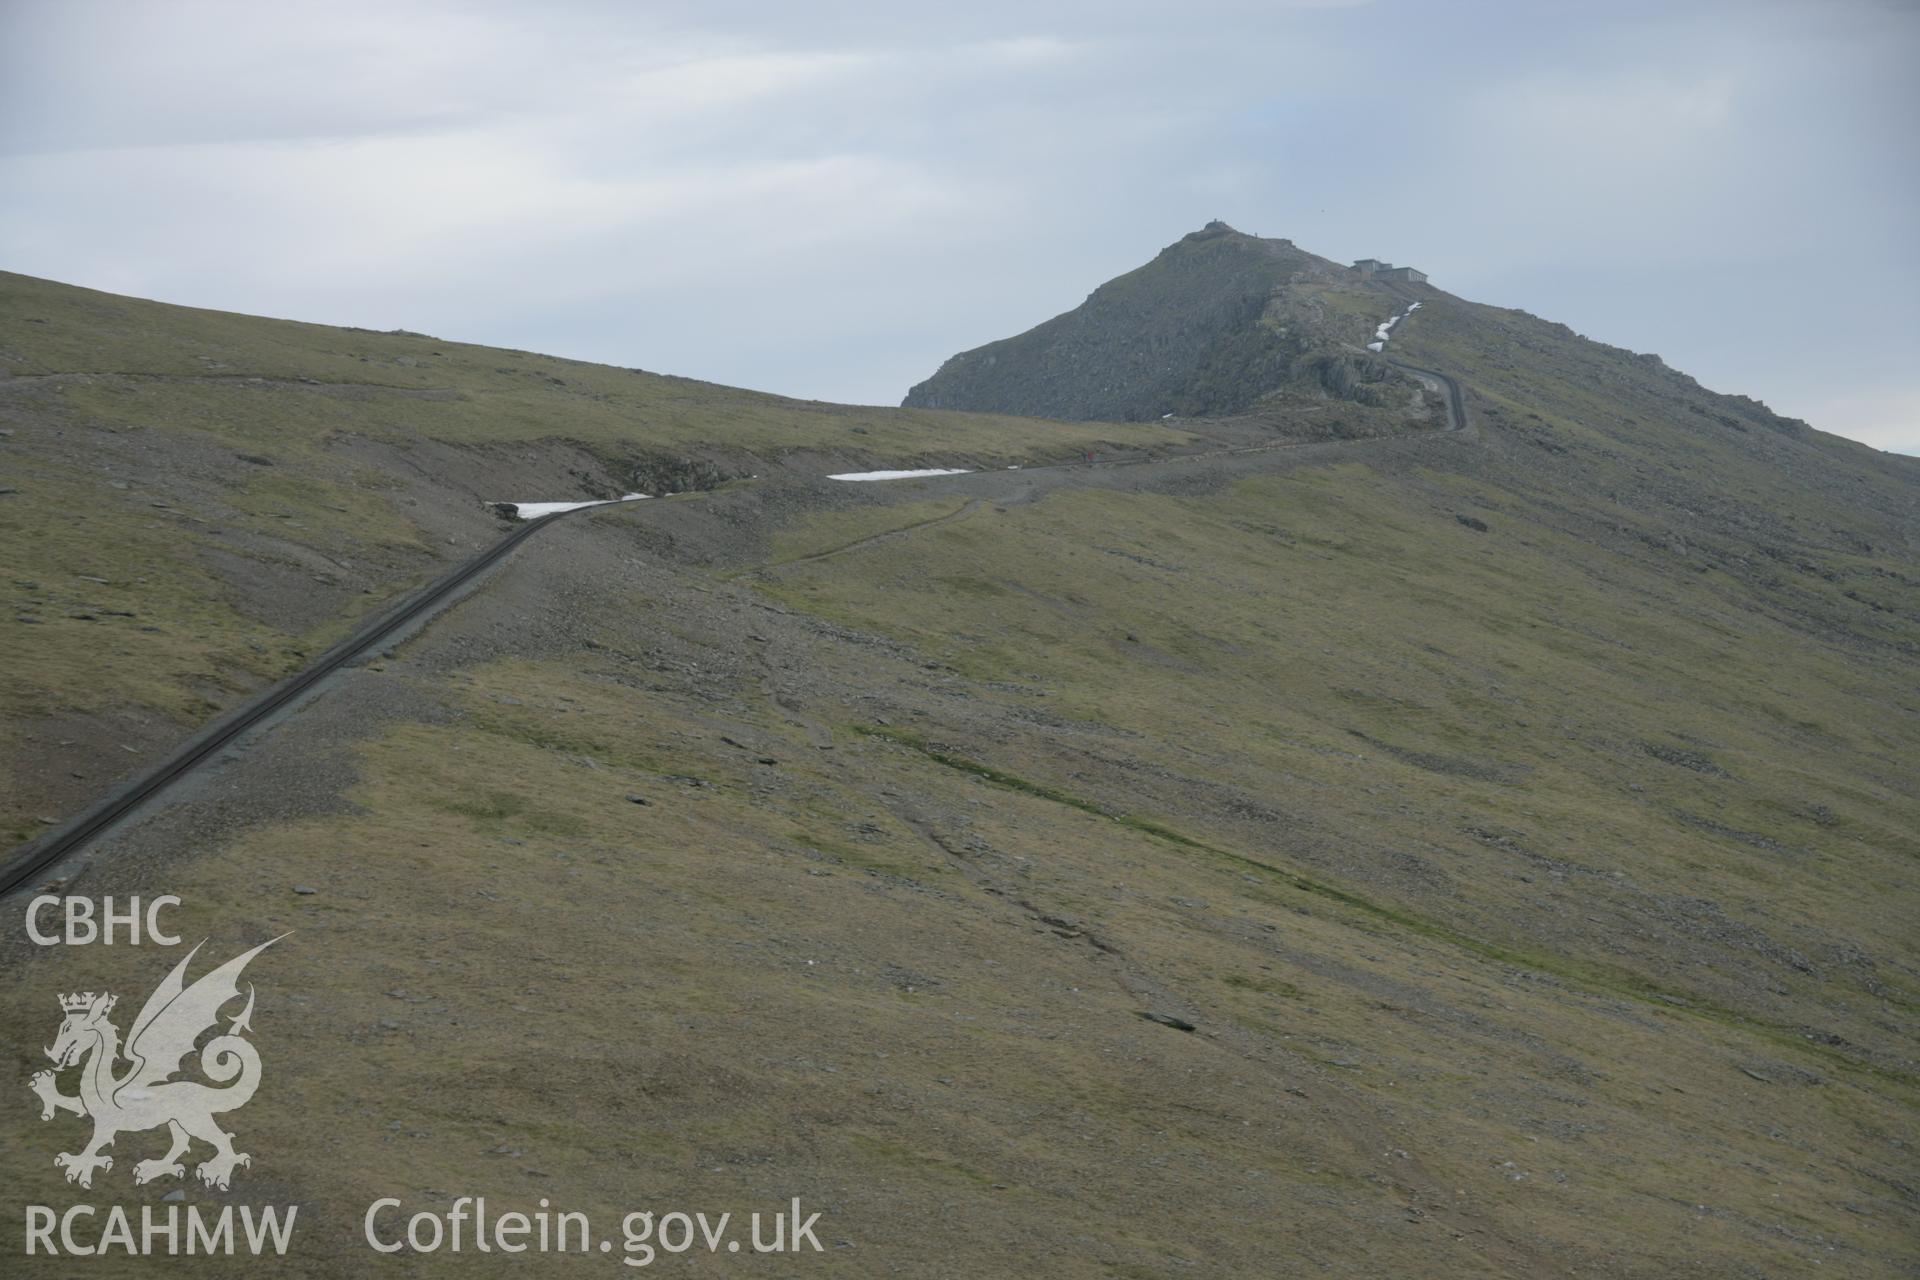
[0, 503, 589, 896]
[1383, 358, 1470, 437]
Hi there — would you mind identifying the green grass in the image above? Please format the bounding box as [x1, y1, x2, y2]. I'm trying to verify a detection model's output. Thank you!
[733, 326, 1919, 1271]
[856, 723, 1917, 1089]
[2, 269, 1191, 460]
[0, 271, 1192, 844]
[3, 264, 1917, 1276]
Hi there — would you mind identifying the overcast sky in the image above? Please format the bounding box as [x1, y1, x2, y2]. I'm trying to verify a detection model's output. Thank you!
[3, 0, 1915, 451]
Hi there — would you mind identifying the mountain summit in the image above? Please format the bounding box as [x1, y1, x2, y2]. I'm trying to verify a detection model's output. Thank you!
[903, 222, 1427, 420]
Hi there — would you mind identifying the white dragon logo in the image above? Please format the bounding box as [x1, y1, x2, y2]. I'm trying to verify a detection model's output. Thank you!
[28, 936, 285, 1191]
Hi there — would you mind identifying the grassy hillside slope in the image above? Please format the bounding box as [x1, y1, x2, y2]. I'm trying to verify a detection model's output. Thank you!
[0, 271, 1192, 846]
[1, 266, 1915, 1276]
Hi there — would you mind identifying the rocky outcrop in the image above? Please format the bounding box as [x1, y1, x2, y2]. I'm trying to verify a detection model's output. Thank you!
[903, 223, 1413, 421]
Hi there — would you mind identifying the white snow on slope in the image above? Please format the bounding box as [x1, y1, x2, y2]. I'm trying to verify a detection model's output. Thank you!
[828, 468, 972, 481]
[504, 493, 650, 518]
[1367, 302, 1420, 352]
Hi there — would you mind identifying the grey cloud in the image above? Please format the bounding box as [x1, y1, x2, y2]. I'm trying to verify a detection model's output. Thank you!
[0, 0, 1913, 449]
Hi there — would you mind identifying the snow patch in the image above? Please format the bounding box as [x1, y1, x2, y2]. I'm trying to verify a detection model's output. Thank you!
[1366, 303, 1419, 352]
[502, 493, 649, 519]
[828, 468, 972, 481]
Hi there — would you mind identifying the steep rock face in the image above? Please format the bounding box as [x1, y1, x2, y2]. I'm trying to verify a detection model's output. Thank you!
[903, 221, 1416, 420]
